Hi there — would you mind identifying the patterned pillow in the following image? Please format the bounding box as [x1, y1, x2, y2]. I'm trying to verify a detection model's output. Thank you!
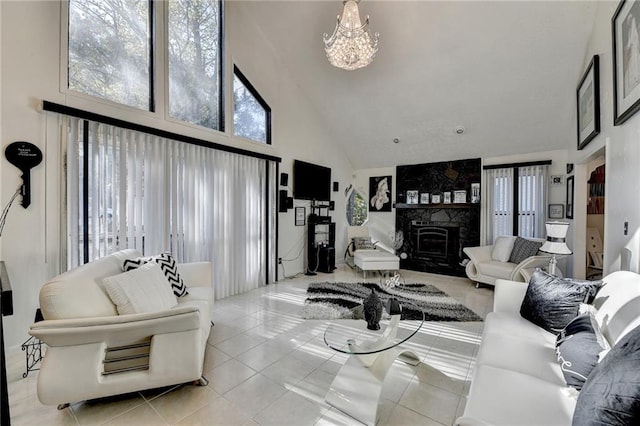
[555, 313, 610, 390]
[509, 237, 542, 264]
[123, 252, 188, 297]
[352, 237, 375, 250]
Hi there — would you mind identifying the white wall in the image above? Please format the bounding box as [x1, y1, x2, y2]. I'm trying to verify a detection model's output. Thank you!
[568, 1, 640, 276]
[0, 1, 353, 350]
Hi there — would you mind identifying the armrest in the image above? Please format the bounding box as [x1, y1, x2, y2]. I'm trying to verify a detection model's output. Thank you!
[29, 305, 201, 347]
[510, 255, 550, 281]
[493, 279, 528, 314]
[463, 246, 493, 264]
[179, 262, 212, 288]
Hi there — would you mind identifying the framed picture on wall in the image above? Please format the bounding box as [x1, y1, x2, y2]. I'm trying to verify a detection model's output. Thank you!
[295, 207, 306, 226]
[420, 193, 430, 204]
[406, 190, 419, 204]
[566, 176, 575, 219]
[443, 192, 452, 204]
[549, 204, 565, 219]
[613, 0, 640, 125]
[369, 175, 392, 212]
[577, 55, 600, 149]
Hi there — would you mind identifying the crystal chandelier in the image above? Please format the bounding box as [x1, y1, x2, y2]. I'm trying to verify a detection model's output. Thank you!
[323, 0, 379, 71]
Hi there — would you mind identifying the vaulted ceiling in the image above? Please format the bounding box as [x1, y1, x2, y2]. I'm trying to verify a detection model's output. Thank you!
[238, 1, 598, 169]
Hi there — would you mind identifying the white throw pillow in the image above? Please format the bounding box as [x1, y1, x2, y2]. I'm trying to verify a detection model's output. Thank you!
[491, 236, 517, 262]
[103, 262, 177, 315]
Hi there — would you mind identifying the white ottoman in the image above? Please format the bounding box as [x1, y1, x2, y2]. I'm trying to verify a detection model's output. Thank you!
[354, 250, 400, 278]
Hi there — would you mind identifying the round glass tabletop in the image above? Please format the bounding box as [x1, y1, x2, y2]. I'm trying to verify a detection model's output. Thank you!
[323, 309, 425, 355]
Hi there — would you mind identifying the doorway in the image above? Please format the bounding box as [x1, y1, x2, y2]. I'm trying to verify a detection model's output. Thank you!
[586, 158, 605, 280]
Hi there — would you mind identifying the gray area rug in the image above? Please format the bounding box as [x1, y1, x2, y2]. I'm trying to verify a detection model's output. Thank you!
[301, 282, 483, 322]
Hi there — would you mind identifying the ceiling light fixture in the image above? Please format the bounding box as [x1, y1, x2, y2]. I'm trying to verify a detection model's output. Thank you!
[323, 0, 379, 71]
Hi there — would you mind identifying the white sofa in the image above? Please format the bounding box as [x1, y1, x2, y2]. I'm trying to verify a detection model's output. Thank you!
[463, 238, 553, 286]
[29, 249, 213, 407]
[456, 271, 640, 425]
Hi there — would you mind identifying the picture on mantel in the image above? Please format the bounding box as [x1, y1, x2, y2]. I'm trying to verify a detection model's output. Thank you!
[369, 176, 392, 212]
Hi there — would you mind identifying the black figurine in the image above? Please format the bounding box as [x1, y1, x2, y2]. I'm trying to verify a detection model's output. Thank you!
[363, 289, 383, 330]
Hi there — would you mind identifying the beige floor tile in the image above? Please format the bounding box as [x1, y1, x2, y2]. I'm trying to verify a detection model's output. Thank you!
[381, 404, 446, 426]
[9, 393, 78, 426]
[207, 358, 257, 395]
[175, 397, 253, 426]
[101, 403, 167, 426]
[253, 390, 327, 426]
[71, 393, 146, 425]
[148, 384, 218, 424]
[202, 345, 232, 372]
[222, 374, 287, 417]
[214, 332, 268, 357]
[260, 354, 317, 388]
[399, 380, 461, 425]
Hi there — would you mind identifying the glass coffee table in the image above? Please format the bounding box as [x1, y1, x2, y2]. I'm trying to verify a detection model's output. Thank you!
[323, 310, 425, 426]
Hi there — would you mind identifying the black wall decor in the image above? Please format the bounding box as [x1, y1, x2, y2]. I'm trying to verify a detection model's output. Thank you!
[280, 173, 288, 187]
[5, 141, 43, 208]
[395, 158, 481, 276]
[333, 182, 339, 192]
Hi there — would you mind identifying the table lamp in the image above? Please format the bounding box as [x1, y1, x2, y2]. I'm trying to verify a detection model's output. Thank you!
[539, 221, 572, 275]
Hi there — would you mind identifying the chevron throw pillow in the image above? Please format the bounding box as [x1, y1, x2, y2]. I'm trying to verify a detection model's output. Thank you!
[123, 252, 188, 297]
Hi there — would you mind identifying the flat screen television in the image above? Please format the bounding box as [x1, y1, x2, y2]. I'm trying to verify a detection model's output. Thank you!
[293, 160, 331, 201]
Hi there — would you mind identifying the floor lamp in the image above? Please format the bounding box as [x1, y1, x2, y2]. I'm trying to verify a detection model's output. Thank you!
[539, 221, 572, 275]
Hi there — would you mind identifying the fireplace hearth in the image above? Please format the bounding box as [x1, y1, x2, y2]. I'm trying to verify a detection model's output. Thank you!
[412, 222, 460, 265]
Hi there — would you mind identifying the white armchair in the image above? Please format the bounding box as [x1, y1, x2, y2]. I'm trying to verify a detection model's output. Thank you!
[29, 249, 213, 408]
[463, 237, 558, 286]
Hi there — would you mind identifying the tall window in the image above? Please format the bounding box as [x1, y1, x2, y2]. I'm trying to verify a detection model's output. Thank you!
[233, 65, 271, 144]
[484, 163, 549, 244]
[67, 0, 224, 131]
[68, 0, 153, 110]
[168, 0, 223, 130]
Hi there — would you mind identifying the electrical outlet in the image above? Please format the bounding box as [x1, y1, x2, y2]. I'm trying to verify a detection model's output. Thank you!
[624, 221, 629, 236]
[278, 257, 283, 264]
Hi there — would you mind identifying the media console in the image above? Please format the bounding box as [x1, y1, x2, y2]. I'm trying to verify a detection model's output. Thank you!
[306, 203, 336, 274]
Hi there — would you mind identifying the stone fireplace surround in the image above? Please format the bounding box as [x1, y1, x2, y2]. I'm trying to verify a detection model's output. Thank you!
[395, 158, 481, 276]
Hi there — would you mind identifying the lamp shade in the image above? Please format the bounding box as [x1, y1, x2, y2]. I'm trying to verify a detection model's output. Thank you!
[539, 221, 572, 255]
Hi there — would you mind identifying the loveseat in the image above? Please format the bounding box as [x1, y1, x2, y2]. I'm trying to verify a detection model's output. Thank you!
[456, 270, 640, 425]
[29, 249, 213, 408]
[463, 236, 555, 286]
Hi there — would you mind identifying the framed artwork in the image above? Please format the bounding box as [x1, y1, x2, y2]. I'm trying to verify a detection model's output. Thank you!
[420, 193, 430, 204]
[369, 176, 392, 212]
[453, 190, 467, 203]
[431, 194, 441, 204]
[406, 190, 419, 204]
[577, 55, 600, 149]
[613, 0, 640, 125]
[566, 176, 575, 219]
[470, 183, 480, 203]
[295, 207, 306, 226]
[549, 204, 565, 219]
[443, 192, 452, 204]
[551, 175, 564, 185]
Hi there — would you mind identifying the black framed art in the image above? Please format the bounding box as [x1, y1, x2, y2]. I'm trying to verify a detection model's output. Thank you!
[577, 55, 600, 149]
[369, 176, 392, 212]
[613, 0, 640, 125]
[566, 176, 575, 219]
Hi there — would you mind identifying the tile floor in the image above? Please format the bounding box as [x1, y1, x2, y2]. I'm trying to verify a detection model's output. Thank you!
[6, 265, 494, 425]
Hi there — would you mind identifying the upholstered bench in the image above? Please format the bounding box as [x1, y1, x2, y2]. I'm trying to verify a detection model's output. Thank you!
[354, 250, 400, 278]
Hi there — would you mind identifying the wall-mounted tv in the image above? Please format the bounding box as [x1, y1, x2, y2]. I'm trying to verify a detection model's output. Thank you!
[293, 160, 331, 201]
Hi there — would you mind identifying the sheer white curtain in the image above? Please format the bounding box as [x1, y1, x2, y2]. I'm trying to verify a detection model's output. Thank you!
[482, 164, 548, 244]
[63, 116, 276, 298]
[483, 167, 514, 244]
[518, 165, 548, 239]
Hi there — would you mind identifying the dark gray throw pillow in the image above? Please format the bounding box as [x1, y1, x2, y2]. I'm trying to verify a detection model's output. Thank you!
[520, 270, 603, 333]
[572, 324, 640, 426]
[555, 313, 610, 390]
[508, 237, 543, 264]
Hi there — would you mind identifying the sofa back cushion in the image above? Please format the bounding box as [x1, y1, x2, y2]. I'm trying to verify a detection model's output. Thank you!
[593, 270, 640, 346]
[491, 236, 516, 262]
[39, 249, 142, 320]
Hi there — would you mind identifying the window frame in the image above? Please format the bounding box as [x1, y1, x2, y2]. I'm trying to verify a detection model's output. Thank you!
[61, 0, 226, 135]
[232, 64, 272, 145]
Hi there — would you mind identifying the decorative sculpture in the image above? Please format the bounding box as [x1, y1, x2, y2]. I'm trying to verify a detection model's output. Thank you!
[363, 289, 383, 330]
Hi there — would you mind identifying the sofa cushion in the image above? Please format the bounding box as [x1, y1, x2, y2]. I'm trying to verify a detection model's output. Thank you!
[508, 237, 542, 264]
[492, 236, 516, 262]
[103, 262, 178, 315]
[555, 313, 610, 390]
[520, 271, 603, 333]
[572, 324, 640, 425]
[123, 252, 188, 297]
[477, 260, 516, 280]
[464, 365, 576, 426]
